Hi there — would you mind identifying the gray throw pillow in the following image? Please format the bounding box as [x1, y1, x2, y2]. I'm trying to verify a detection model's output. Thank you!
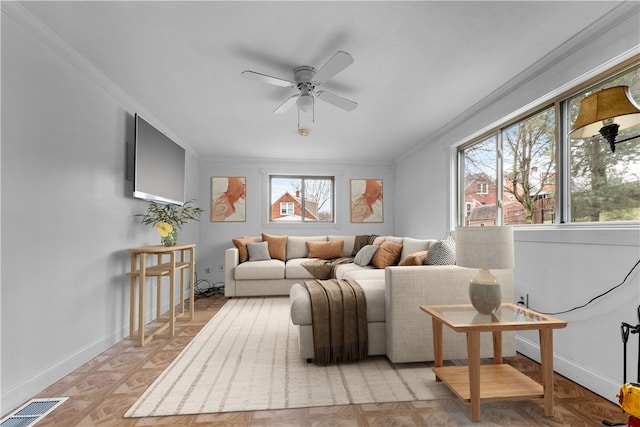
[247, 241, 271, 261]
[354, 244, 379, 266]
[425, 235, 456, 265]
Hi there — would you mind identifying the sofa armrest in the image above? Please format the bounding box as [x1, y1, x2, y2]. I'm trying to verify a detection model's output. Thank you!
[384, 265, 514, 363]
[224, 247, 239, 297]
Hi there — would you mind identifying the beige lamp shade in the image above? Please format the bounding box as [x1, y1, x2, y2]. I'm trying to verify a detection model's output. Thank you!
[569, 86, 640, 139]
[455, 225, 514, 270]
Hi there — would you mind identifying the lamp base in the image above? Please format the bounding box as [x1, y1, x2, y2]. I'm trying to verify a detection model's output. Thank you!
[469, 269, 502, 314]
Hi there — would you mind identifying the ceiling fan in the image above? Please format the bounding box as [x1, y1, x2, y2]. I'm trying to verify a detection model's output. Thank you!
[241, 51, 358, 136]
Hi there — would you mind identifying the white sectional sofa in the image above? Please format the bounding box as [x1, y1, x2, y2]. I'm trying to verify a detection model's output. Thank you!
[224, 234, 515, 363]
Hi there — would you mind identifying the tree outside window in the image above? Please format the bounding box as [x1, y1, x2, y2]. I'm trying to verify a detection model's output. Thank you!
[502, 106, 556, 225]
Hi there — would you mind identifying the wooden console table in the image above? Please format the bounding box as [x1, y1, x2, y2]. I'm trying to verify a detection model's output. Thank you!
[127, 243, 196, 346]
[420, 303, 567, 422]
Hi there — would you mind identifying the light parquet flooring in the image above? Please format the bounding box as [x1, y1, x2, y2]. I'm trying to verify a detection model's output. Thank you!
[16, 293, 628, 426]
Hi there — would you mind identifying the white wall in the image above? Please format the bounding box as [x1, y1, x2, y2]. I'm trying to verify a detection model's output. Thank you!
[393, 5, 640, 403]
[197, 158, 395, 285]
[1, 7, 201, 413]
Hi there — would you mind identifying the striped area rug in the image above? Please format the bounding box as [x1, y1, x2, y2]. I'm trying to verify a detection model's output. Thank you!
[125, 296, 450, 417]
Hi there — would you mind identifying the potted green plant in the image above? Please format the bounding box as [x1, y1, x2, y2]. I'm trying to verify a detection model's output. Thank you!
[136, 200, 204, 246]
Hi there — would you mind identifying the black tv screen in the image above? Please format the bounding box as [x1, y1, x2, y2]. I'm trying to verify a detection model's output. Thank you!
[133, 114, 186, 205]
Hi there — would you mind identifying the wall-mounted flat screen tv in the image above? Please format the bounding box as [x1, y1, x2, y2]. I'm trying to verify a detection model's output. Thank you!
[133, 114, 186, 205]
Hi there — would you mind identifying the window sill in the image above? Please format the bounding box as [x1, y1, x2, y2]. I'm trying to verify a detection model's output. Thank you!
[513, 222, 640, 246]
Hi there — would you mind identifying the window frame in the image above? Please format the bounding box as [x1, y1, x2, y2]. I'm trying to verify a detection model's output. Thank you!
[456, 56, 640, 228]
[268, 174, 336, 224]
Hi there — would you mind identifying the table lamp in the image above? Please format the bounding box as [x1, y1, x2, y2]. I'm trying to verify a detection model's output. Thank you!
[455, 225, 514, 314]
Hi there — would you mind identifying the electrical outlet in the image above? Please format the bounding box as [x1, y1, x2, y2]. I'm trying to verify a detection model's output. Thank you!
[218, 264, 224, 272]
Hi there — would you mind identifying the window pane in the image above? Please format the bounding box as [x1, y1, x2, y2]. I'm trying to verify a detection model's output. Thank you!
[303, 178, 334, 222]
[270, 176, 334, 222]
[461, 136, 498, 226]
[502, 106, 557, 224]
[568, 65, 640, 222]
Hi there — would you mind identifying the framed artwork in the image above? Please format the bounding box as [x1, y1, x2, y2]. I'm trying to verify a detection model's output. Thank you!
[350, 179, 383, 223]
[211, 176, 246, 222]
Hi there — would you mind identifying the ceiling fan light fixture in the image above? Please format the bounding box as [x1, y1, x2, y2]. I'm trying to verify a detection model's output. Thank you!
[296, 93, 314, 112]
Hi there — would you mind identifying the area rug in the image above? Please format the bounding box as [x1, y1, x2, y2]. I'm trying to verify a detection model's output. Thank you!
[125, 296, 451, 417]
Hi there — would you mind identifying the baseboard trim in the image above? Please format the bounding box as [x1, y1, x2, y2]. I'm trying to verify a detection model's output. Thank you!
[516, 336, 621, 405]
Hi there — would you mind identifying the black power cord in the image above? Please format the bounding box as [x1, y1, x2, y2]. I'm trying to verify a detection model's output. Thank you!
[192, 272, 225, 299]
[520, 259, 640, 316]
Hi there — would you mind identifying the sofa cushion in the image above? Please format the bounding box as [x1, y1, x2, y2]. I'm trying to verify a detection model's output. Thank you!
[399, 250, 428, 266]
[354, 244, 378, 266]
[328, 235, 356, 257]
[307, 240, 344, 259]
[289, 279, 385, 325]
[400, 237, 434, 260]
[372, 235, 402, 246]
[287, 235, 326, 260]
[262, 233, 287, 261]
[234, 259, 285, 280]
[232, 236, 256, 263]
[371, 240, 403, 269]
[334, 262, 375, 280]
[285, 258, 317, 279]
[343, 268, 385, 282]
[425, 235, 456, 265]
[247, 241, 271, 261]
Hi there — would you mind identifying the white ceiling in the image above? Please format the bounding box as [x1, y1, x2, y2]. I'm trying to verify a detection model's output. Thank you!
[19, 1, 626, 162]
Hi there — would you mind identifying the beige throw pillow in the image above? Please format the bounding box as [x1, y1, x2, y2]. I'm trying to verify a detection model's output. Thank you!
[399, 250, 428, 266]
[232, 236, 255, 263]
[261, 233, 287, 261]
[307, 240, 344, 259]
[371, 240, 403, 269]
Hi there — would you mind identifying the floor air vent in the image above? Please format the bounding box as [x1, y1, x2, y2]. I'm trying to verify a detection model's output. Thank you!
[1, 398, 68, 427]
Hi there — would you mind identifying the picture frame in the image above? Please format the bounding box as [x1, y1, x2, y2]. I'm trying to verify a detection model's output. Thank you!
[350, 179, 383, 223]
[211, 176, 246, 222]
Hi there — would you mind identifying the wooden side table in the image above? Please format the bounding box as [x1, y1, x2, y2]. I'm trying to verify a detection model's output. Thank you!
[420, 303, 567, 422]
[127, 243, 196, 346]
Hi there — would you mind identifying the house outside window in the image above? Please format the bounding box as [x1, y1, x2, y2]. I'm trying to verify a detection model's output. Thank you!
[270, 175, 334, 222]
[458, 61, 639, 226]
[476, 182, 488, 194]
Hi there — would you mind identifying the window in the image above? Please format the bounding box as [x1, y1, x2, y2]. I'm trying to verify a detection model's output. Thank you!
[567, 67, 640, 222]
[280, 202, 294, 216]
[459, 136, 498, 226]
[269, 175, 334, 222]
[502, 106, 557, 225]
[458, 61, 639, 226]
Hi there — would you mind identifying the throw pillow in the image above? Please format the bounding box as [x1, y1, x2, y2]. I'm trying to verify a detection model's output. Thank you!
[354, 244, 379, 266]
[246, 241, 271, 261]
[232, 236, 255, 263]
[371, 240, 403, 269]
[307, 240, 344, 259]
[399, 250, 428, 266]
[425, 235, 456, 265]
[261, 233, 287, 261]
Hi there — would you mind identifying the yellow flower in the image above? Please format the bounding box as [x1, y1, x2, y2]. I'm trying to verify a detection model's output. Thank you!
[156, 222, 174, 237]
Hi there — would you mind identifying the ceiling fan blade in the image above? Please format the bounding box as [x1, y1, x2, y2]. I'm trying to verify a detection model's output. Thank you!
[316, 90, 358, 112]
[241, 70, 294, 88]
[313, 51, 354, 85]
[273, 94, 299, 114]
